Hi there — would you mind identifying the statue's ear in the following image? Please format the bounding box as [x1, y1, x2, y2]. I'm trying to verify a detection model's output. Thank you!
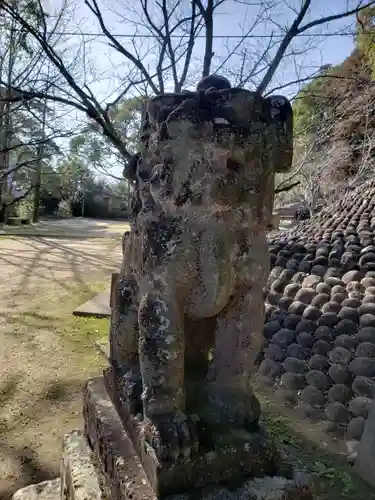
[264, 95, 293, 173]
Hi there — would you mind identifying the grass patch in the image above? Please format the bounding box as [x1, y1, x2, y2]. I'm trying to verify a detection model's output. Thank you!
[259, 398, 374, 500]
[5, 278, 111, 365]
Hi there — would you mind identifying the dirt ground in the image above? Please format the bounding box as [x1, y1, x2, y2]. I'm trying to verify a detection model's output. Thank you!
[1, 230, 374, 500]
[0, 235, 122, 499]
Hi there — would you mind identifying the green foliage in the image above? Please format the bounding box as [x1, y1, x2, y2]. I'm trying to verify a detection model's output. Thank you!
[57, 200, 72, 218]
[15, 195, 33, 218]
[356, 6, 375, 79]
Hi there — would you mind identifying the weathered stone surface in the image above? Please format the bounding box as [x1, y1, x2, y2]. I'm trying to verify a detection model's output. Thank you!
[12, 480, 60, 500]
[110, 81, 298, 495]
[61, 430, 103, 500]
[84, 376, 311, 499]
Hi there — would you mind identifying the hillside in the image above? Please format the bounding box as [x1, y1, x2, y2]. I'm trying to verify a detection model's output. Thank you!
[276, 6, 375, 211]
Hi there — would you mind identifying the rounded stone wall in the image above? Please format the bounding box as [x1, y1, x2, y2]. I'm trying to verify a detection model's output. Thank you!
[257, 180, 375, 442]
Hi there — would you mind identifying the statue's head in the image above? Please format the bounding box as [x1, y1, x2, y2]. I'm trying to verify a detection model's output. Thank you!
[134, 76, 293, 213]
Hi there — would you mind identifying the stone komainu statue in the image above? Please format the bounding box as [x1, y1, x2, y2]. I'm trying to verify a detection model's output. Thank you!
[110, 75, 293, 465]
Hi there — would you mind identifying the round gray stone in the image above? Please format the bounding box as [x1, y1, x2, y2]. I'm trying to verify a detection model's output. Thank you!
[308, 354, 330, 372]
[334, 335, 357, 351]
[352, 376, 375, 398]
[359, 303, 375, 315]
[342, 270, 362, 284]
[349, 396, 373, 418]
[355, 342, 375, 358]
[312, 340, 331, 356]
[287, 343, 309, 360]
[288, 301, 307, 315]
[311, 293, 330, 309]
[284, 283, 301, 298]
[259, 359, 282, 379]
[349, 357, 375, 377]
[295, 319, 317, 334]
[347, 416, 366, 441]
[329, 364, 351, 384]
[360, 313, 375, 328]
[295, 288, 317, 305]
[263, 321, 281, 339]
[357, 327, 375, 344]
[280, 372, 306, 391]
[314, 326, 334, 342]
[283, 314, 301, 330]
[316, 283, 331, 295]
[271, 329, 296, 348]
[264, 343, 285, 362]
[318, 312, 339, 327]
[327, 384, 352, 404]
[282, 357, 308, 374]
[322, 302, 341, 314]
[301, 386, 326, 408]
[335, 319, 358, 336]
[306, 370, 332, 391]
[297, 332, 315, 348]
[302, 275, 322, 289]
[325, 402, 350, 424]
[329, 346, 353, 366]
[302, 305, 322, 321]
[338, 307, 360, 324]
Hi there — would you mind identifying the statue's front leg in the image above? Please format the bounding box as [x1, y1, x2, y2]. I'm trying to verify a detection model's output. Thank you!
[204, 236, 269, 431]
[110, 272, 142, 415]
[138, 288, 198, 462]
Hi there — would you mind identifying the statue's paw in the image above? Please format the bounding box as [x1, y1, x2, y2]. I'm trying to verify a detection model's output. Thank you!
[144, 411, 199, 463]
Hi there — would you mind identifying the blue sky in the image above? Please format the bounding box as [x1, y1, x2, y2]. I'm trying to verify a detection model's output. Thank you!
[60, 0, 361, 103]
[47, 0, 363, 177]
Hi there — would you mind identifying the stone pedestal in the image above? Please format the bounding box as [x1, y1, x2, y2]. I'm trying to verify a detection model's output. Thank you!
[82, 376, 312, 500]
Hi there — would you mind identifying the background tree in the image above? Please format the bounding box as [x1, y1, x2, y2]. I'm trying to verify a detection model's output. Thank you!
[0, 0, 374, 221]
[0, 0, 79, 221]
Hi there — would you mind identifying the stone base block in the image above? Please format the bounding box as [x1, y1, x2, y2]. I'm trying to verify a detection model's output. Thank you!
[12, 430, 103, 500]
[104, 368, 287, 497]
[84, 376, 312, 499]
[61, 429, 103, 500]
[12, 479, 60, 500]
